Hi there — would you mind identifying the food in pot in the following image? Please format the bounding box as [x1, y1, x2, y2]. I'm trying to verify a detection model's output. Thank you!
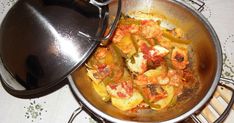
[85, 13, 199, 112]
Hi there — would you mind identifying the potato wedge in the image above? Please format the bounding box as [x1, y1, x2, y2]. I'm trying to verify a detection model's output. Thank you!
[111, 90, 143, 111]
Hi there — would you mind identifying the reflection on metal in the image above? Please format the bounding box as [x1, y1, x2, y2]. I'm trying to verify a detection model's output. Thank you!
[78, 31, 91, 39]
[26, 3, 80, 62]
[0, 59, 26, 90]
[89, 0, 112, 6]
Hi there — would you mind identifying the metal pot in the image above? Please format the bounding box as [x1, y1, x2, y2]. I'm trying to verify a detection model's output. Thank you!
[68, 0, 234, 122]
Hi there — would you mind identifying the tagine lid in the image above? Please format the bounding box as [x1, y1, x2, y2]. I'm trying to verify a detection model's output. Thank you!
[0, 0, 121, 97]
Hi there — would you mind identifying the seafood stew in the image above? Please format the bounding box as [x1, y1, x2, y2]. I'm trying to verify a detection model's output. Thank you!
[84, 14, 200, 112]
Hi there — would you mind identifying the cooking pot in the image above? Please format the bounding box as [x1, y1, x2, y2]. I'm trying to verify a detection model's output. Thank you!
[68, 0, 234, 123]
[0, 0, 233, 122]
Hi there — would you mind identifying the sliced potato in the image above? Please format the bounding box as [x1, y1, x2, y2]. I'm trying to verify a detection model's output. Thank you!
[111, 90, 143, 111]
[158, 36, 173, 49]
[163, 31, 191, 44]
[109, 45, 124, 81]
[119, 18, 141, 25]
[114, 34, 137, 58]
[144, 65, 167, 78]
[92, 82, 110, 102]
[151, 86, 175, 110]
[150, 45, 169, 57]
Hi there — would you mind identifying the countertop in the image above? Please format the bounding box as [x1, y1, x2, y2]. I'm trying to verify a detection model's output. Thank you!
[0, 0, 234, 123]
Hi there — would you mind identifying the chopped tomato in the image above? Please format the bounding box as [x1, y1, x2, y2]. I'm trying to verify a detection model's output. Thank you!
[107, 81, 133, 99]
[117, 92, 127, 98]
[119, 24, 140, 34]
[140, 44, 167, 68]
[97, 64, 107, 72]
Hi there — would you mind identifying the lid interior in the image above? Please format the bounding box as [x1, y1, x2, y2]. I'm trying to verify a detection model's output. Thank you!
[0, 0, 109, 97]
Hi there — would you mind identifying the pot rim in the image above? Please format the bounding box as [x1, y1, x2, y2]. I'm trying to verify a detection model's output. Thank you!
[68, 0, 223, 122]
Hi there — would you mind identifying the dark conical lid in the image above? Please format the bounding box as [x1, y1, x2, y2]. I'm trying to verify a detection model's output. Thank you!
[0, 0, 121, 97]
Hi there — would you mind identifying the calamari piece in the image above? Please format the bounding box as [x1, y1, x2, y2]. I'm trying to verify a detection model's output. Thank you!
[149, 45, 169, 57]
[126, 52, 147, 74]
[171, 47, 189, 69]
[141, 20, 162, 39]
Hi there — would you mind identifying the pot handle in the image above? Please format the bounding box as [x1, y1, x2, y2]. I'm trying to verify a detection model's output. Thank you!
[89, 0, 121, 43]
[100, 0, 122, 45]
[180, 0, 205, 12]
[188, 0, 205, 12]
[191, 77, 234, 123]
[68, 101, 105, 123]
[90, 0, 113, 6]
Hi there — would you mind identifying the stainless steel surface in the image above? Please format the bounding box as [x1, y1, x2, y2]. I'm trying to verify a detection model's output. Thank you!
[101, 0, 121, 43]
[69, 0, 223, 122]
[90, 0, 113, 6]
[184, 0, 205, 12]
[68, 104, 82, 123]
[191, 115, 202, 123]
[68, 100, 105, 123]
[0, 0, 114, 96]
